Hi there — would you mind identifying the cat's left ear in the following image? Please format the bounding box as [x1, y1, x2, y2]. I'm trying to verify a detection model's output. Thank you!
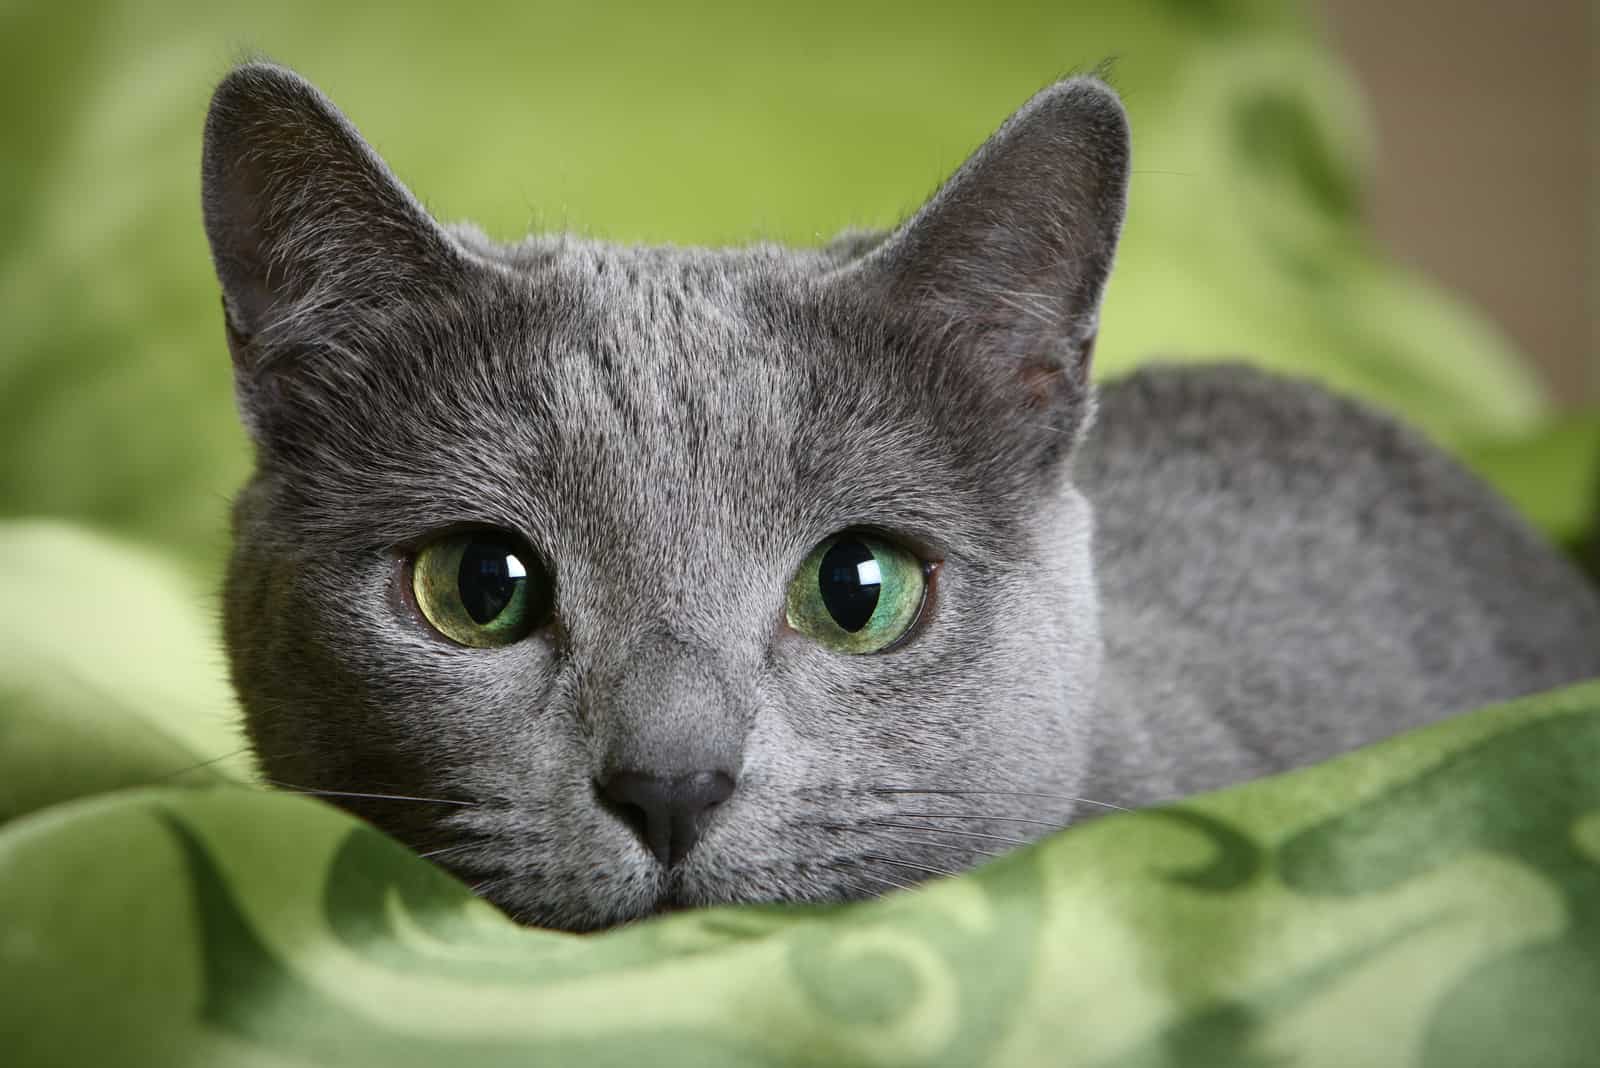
[840, 77, 1130, 441]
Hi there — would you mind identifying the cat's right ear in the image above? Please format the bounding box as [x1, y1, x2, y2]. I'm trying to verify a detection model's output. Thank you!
[201, 63, 466, 439]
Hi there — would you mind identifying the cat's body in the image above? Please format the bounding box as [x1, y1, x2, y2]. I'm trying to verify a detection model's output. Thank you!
[1081, 366, 1600, 806]
[204, 64, 1600, 931]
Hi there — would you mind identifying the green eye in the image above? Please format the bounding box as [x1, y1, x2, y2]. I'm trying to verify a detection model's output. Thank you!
[785, 533, 927, 654]
[410, 530, 552, 648]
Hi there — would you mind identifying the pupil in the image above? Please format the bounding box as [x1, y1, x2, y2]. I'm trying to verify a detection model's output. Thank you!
[457, 539, 523, 624]
[818, 538, 881, 633]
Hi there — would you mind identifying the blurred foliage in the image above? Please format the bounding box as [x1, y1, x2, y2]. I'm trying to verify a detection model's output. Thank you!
[0, 0, 1582, 593]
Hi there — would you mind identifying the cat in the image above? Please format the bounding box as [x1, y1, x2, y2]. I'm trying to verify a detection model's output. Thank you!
[203, 62, 1600, 931]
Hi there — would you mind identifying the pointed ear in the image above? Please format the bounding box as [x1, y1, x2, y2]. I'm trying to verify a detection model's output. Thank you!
[201, 63, 466, 434]
[844, 77, 1130, 437]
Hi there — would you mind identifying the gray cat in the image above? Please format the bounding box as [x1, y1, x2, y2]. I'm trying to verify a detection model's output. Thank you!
[203, 63, 1600, 931]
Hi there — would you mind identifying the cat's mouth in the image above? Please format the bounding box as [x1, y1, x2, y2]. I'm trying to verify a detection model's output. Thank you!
[647, 877, 716, 918]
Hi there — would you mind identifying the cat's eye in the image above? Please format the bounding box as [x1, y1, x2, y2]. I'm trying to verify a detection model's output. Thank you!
[410, 530, 552, 648]
[785, 532, 927, 654]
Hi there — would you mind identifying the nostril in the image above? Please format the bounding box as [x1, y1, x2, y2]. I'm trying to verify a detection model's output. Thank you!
[686, 770, 736, 809]
[595, 769, 737, 868]
[594, 783, 652, 846]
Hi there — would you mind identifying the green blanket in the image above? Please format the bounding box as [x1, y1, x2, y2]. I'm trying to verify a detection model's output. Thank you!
[4, 1, 1600, 1065]
[5, 658, 1599, 1065]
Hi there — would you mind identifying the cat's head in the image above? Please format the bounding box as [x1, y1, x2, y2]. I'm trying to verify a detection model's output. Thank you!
[204, 63, 1128, 930]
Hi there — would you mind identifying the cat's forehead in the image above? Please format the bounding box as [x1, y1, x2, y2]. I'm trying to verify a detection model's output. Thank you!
[375, 245, 895, 538]
[466, 240, 858, 447]
[540, 258, 909, 502]
[266, 237, 1024, 574]
[501, 244, 816, 440]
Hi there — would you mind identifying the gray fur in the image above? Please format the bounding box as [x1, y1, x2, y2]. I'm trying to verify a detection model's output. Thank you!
[202, 63, 1600, 931]
[1079, 366, 1600, 805]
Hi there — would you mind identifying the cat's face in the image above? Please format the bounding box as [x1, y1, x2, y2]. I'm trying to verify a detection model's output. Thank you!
[205, 64, 1127, 930]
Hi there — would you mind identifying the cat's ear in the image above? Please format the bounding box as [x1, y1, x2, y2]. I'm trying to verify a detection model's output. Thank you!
[842, 77, 1129, 441]
[201, 63, 466, 433]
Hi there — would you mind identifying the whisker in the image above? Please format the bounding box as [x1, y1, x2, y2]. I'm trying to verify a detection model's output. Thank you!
[857, 852, 963, 880]
[879, 811, 1071, 829]
[150, 746, 255, 782]
[886, 834, 1009, 860]
[865, 820, 1039, 847]
[397, 824, 491, 857]
[417, 841, 483, 862]
[852, 869, 916, 893]
[816, 820, 1029, 853]
[833, 878, 885, 901]
[263, 780, 479, 807]
[872, 787, 1129, 813]
[467, 877, 503, 898]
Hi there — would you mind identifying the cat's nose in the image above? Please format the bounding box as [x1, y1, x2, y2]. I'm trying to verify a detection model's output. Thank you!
[596, 769, 736, 868]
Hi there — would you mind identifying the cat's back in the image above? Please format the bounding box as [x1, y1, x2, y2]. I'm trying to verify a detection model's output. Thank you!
[1075, 364, 1600, 805]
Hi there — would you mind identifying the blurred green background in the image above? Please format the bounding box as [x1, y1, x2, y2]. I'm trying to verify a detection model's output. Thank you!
[0, 0, 1593, 710]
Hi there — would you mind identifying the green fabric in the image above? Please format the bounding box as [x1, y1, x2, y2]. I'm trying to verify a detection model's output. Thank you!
[4, 0, 1600, 1064]
[0, 521, 250, 826]
[6, 671, 1600, 1065]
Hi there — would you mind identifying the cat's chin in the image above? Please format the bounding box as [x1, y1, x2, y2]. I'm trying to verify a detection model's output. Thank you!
[467, 865, 698, 931]
[473, 863, 848, 932]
